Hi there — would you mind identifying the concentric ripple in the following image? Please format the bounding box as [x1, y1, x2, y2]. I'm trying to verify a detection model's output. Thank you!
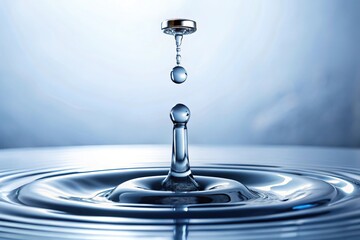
[0, 146, 360, 239]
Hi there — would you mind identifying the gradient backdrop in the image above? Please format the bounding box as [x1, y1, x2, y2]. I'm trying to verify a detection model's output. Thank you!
[1, 0, 360, 148]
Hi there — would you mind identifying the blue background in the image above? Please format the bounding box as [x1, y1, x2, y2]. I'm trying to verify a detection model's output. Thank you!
[0, 0, 359, 148]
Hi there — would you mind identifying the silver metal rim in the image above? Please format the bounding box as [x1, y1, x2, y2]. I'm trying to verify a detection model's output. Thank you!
[161, 19, 197, 35]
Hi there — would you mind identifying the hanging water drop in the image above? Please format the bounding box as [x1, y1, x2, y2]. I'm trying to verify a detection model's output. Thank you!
[161, 20, 195, 84]
[170, 34, 187, 84]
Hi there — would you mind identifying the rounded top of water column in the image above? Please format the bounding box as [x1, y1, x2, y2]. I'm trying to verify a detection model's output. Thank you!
[170, 103, 190, 123]
[161, 19, 197, 35]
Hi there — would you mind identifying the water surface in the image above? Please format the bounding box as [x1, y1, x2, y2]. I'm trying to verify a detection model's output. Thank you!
[0, 145, 359, 239]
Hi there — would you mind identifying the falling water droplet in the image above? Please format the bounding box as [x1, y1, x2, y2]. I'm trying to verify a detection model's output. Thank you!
[170, 66, 187, 84]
